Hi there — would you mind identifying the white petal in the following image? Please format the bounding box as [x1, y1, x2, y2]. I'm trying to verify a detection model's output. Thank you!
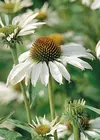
[21, 13, 39, 27]
[41, 2, 48, 12]
[86, 130, 100, 137]
[25, 64, 34, 86]
[65, 57, 92, 70]
[40, 62, 49, 86]
[49, 61, 62, 84]
[91, 0, 100, 10]
[18, 51, 30, 63]
[18, 30, 35, 36]
[95, 40, 100, 59]
[61, 43, 94, 60]
[36, 116, 40, 125]
[19, 25, 37, 33]
[55, 61, 70, 82]
[31, 62, 42, 86]
[7, 61, 30, 86]
[90, 117, 100, 129]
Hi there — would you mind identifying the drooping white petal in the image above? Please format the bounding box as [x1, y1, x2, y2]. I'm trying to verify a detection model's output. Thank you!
[95, 40, 100, 59]
[25, 64, 34, 86]
[86, 130, 100, 138]
[61, 43, 94, 60]
[91, 0, 100, 10]
[64, 57, 92, 70]
[55, 61, 70, 82]
[90, 117, 100, 129]
[40, 62, 49, 86]
[31, 62, 42, 86]
[7, 60, 31, 86]
[49, 61, 62, 84]
[18, 51, 30, 63]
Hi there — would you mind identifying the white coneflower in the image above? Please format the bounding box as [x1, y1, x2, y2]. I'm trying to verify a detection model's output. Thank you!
[29, 116, 59, 137]
[91, 0, 100, 10]
[34, 2, 60, 26]
[68, 117, 100, 140]
[95, 40, 100, 59]
[0, 13, 45, 46]
[0, 0, 33, 13]
[0, 81, 23, 104]
[7, 36, 94, 86]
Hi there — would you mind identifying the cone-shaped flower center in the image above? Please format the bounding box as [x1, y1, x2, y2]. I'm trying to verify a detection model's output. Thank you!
[30, 36, 62, 63]
[36, 11, 47, 20]
[35, 125, 50, 135]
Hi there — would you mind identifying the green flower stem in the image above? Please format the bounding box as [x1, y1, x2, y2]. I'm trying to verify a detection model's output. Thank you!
[20, 82, 32, 124]
[73, 123, 80, 140]
[48, 75, 58, 140]
[10, 47, 32, 124]
[10, 48, 18, 64]
[48, 75, 55, 120]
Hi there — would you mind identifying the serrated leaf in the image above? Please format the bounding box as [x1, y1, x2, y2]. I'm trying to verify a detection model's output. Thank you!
[0, 128, 21, 140]
[0, 111, 14, 124]
[85, 105, 100, 115]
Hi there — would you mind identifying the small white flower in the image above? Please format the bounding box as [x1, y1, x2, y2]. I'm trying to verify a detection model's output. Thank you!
[34, 2, 60, 26]
[68, 117, 100, 140]
[7, 36, 94, 87]
[0, 0, 33, 13]
[95, 40, 100, 59]
[0, 81, 23, 104]
[0, 13, 45, 45]
[29, 115, 59, 137]
[91, 0, 100, 10]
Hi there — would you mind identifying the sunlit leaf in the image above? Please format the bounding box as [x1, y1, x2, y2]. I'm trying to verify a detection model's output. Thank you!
[0, 128, 21, 140]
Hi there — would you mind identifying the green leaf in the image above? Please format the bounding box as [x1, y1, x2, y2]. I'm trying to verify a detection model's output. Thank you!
[95, 136, 100, 140]
[16, 136, 32, 140]
[0, 111, 14, 124]
[0, 128, 21, 140]
[85, 105, 100, 115]
[8, 119, 31, 133]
